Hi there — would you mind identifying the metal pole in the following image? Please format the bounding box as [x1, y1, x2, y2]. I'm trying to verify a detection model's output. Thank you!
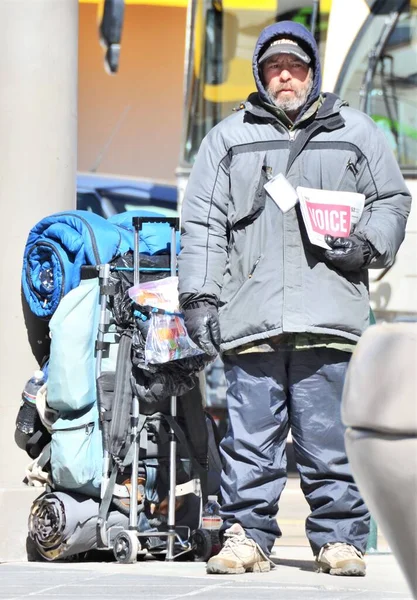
[97, 264, 111, 498]
[133, 226, 140, 287]
[166, 394, 178, 561]
[310, 0, 319, 37]
[366, 518, 379, 552]
[0, 0, 78, 561]
[129, 396, 139, 531]
[167, 223, 179, 561]
[175, 0, 197, 221]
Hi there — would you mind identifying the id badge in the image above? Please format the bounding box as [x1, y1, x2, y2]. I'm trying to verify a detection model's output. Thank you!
[264, 173, 299, 213]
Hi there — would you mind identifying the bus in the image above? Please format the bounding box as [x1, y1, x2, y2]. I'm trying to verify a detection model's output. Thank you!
[323, 0, 417, 321]
[98, 0, 416, 413]
[177, 0, 332, 202]
[176, 0, 417, 324]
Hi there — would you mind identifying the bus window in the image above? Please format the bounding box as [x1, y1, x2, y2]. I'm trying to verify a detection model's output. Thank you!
[336, 1, 417, 170]
[180, 1, 332, 170]
[181, 1, 277, 168]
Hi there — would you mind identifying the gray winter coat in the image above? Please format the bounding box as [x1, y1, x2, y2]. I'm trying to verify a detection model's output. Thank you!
[178, 22, 411, 352]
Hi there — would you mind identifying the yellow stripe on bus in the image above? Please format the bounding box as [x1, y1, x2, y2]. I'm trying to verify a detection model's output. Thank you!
[81, 0, 285, 8]
[80, 0, 188, 5]
[321, 0, 333, 11]
[82, 0, 334, 11]
[223, 0, 277, 9]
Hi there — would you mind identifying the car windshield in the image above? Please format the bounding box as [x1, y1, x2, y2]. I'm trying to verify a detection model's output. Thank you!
[77, 188, 178, 218]
[101, 192, 178, 217]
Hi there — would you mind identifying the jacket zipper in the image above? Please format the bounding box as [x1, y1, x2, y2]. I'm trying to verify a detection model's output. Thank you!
[284, 129, 297, 176]
[248, 256, 262, 278]
[53, 422, 95, 434]
[221, 255, 263, 308]
[262, 165, 273, 180]
[337, 159, 359, 190]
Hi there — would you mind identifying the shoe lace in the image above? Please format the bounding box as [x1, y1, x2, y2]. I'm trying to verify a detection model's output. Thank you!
[324, 543, 362, 559]
[222, 531, 250, 552]
[221, 530, 274, 566]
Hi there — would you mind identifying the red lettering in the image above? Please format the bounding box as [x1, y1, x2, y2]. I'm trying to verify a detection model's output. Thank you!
[305, 202, 351, 237]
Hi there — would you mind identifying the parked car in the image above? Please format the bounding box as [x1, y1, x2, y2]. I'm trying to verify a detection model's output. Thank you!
[76, 172, 178, 218]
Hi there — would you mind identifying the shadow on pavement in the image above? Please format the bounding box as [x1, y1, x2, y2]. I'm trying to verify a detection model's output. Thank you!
[271, 557, 317, 572]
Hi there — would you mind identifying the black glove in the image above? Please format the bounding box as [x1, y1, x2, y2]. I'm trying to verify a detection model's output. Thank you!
[324, 232, 374, 272]
[181, 301, 221, 358]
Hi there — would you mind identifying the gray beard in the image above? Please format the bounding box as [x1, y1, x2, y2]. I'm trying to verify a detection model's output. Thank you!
[266, 74, 314, 115]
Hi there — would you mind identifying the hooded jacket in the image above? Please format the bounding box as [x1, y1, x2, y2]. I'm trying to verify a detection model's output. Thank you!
[178, 21, 411, 351]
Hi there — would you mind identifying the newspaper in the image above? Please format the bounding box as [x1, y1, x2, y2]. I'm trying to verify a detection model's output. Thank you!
[297, 186, 365, 249]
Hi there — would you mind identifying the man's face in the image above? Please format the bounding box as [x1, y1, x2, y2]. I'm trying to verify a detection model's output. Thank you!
[262, 53, 313, 113]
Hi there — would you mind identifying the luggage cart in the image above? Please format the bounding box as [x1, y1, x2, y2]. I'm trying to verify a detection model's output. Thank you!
[96, 216, 213, 564]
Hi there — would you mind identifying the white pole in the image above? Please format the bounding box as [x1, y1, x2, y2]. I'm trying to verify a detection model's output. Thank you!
[0, 0, 78, 561]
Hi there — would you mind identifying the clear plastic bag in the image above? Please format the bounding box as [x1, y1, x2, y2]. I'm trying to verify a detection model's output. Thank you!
[128, 276, 179, 312]
[145, 311, 203, 364]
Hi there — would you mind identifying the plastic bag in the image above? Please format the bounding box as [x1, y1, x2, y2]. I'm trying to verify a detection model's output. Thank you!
[145, 312, 203, 364]
[128, 276, 179, 312]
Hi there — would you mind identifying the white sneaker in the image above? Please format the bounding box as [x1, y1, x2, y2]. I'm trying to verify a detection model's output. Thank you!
[206, 523, 271, 575]
[316, 542, 366, 576]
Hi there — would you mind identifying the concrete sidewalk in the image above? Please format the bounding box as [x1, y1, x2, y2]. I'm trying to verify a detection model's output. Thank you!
[0, 547, 412, 600]
[2, 477, 408, 599]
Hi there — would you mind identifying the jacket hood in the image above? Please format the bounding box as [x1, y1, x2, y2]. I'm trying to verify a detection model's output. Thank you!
[252, 20, 322, 119]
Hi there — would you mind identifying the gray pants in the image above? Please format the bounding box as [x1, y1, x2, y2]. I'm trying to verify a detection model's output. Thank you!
[220, 347, 370, 556]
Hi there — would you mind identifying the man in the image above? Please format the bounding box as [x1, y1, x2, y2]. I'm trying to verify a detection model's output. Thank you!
[178, 21, 411, 576]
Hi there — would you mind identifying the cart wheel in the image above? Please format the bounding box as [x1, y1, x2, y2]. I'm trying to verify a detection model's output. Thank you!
[113, 531, 140, 564]
[191, 529, 212, 562]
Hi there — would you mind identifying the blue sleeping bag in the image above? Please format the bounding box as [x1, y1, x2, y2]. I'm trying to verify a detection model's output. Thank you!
[22, 210, 179, 319]
[109, 210, 180, 255]
[22, 211, 130, 318]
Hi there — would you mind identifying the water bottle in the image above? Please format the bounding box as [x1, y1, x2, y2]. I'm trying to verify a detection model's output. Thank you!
[202, 495, 222, 555]
[15, 370, 45, 435]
